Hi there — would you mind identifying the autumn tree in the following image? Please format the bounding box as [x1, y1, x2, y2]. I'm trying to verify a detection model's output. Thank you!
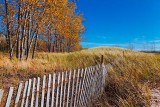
[0, 0, 84, 59]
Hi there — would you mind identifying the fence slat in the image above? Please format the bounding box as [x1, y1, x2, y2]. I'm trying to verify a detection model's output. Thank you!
[5, 87, 14, 107]
[70, 70, 76, 107]
[41, 75, 46, 107]
[1, 63, 108, 107]
[46, 74, 52, 107]
[59, 72, 64, 107]
[35, 77, 40, 107]
[73, 69, 80, 107]
[62, 71, 67, 107]
[81, 68, 88, 107]
[21, 81, 28, 107]
[56, 72, 61, 107]
[91, 67, 96, 100]
[83, 67, 92, 107]
[99, 64, 103, 96]
[51, 73, 56, 107]
[14, 82, 23, 107]
[91, 66, 96, 101]
[66, 70, 72, 107]
[0, 89, 4, 104]
[102, 64, 107, 88]
[96, 65, 100, 96]
[88, 67, 94, 105]
[25, 79, 32, 107]
[76, 69, 84, 107]
[79, 68, 87, 107]
[31, 78, 36, 107]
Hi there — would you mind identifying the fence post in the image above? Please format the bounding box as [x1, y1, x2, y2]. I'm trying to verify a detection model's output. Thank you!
[101, 55, 107, 94]
[101, 55, 104, 64]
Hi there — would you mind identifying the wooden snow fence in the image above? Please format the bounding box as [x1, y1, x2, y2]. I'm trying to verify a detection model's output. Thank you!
[0, 64, 109, 107]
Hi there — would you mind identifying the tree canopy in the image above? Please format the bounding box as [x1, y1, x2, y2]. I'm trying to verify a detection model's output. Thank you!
[0, 0, 84, 60]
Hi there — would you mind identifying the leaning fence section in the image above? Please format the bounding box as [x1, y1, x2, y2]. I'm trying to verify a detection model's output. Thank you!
[0, 64, 109, 107]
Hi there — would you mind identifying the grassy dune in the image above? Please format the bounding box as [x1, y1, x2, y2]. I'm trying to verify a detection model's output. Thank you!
[0, 47, 115, 90]
[1, 47, 160, 106]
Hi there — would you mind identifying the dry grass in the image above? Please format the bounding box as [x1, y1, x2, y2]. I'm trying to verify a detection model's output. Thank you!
[0, 47, 115, 90]
[1, 47, 160, 106]
[94, 48, 160, 106]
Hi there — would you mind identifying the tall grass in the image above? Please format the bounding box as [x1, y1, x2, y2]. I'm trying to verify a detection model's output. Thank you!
[0, 47, 160, 106]
[95, 49, 160, 106]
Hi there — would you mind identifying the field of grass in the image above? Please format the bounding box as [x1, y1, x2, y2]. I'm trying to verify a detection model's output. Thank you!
[1, 47, 160, 106]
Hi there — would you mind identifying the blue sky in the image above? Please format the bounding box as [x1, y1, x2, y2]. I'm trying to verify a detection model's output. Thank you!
[76, 0, 160, 50]
[1, 0, 160, 50]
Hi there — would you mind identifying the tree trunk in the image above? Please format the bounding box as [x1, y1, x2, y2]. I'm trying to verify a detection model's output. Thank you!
[16, 1, 21, 59]
[4, 0, 12, 59]
[32, 32, 38, 59]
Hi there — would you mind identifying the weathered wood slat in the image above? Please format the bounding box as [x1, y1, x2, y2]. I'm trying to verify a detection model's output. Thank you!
[93, 66, 97, 97]
[31, 78, 36, 107]
[96, 65, 100, 94]
[102, 64, 107, 87]
[73, 69, 80, 107]
[92, 67, 95, 100]
[5, 87, 14, 107]
[14, 82, 23, 107]
[99, 65, 102, 95]
[62, 71, 67, 107]
[46, 74, 52, 107]
[35, 77, 40, 107]
[86, 67, 94, 106]
[91, 67, 95, 100]
[59, 72, 64, 107]
[41, 75, 46, 107]
[1, 63, 108, 107]
[66, 70, 72, 107]
[89, 67, 93, 97]
[70, 70, 76, 107]
[56, 72, 61, 107]
[95, 65, 99, 96]
[25, 79, 32, 107]
[97, 65, 101, 95]
[0, 89, 4, 104]
[85, 67, 92, 107]
[79, 68, 87, 107]
[76, 69, 84, 107]
[51, 73, 56, 107]
[94, 66, 97, 95]
[89, 67, 95, 105]
[21, 81, 28, 107]
[83, 67, 91, 107]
